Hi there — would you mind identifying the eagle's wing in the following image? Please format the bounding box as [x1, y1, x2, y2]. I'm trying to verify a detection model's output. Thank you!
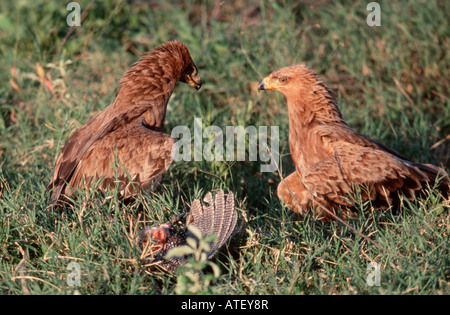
[51, 118, 174, 201]
[48, 107, 134, 199]
[302, 125, 448, 210]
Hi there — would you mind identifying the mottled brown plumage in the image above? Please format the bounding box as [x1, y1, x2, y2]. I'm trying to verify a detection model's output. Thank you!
[259, 64, 449, 220]
[47, 41, 202, 203]
[138, 190, 237, 272]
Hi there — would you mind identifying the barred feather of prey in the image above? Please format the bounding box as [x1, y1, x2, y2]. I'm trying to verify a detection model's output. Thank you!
[139, 190, 237, 272]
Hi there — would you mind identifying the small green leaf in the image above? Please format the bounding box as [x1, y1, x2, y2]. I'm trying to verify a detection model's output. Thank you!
[187, 224, 203, 239]
[186, 237, 198, 249]
[208, 262, 221, 278]
[165, 245, 194, 259]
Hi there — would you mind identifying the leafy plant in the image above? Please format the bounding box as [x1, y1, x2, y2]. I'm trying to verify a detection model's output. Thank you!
[165, 225, 221, 295]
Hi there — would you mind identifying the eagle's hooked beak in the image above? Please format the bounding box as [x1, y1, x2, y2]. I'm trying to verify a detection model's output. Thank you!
[258, 76, 271, 91]
[186, 73, 203, 90]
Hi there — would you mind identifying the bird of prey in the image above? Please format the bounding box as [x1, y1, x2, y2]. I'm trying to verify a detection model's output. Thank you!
[258, 64, 449, 220]
[138, 190, 238, 272]
[47, 41, 202, 204]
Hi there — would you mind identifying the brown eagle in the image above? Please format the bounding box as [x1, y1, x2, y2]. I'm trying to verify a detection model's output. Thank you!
[258, 64, 449, 220]
[47, 41, 202, 204]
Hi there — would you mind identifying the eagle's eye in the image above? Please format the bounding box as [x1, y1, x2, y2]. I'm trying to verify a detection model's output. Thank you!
[278, 76, 288, 84]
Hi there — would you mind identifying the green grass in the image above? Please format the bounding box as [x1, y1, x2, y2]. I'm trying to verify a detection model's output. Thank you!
[0, 0, 449, 295]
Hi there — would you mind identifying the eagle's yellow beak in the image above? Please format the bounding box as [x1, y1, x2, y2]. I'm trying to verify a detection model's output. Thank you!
[258, 76, 272, 91]
[186, 73, 203, 90]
